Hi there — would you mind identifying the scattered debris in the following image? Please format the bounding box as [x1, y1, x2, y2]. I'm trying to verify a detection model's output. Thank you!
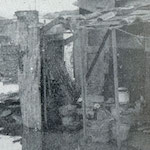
[12, 115, 22, 125]
[0, 109, 12, 117]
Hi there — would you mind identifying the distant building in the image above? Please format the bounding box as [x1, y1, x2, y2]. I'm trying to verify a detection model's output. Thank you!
[0, 19, 18, 83]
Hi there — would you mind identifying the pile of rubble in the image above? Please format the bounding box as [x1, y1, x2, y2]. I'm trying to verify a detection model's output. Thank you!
[59, 104, 82, 131]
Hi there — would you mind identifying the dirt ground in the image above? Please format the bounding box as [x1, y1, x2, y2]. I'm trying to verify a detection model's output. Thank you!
[128, 131, 150, 150]
[1, 120, 150, 150]
[0, 85, 150, 150]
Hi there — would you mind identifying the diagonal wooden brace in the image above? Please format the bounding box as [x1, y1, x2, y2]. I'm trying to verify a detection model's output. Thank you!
[86, 29, 110, 80]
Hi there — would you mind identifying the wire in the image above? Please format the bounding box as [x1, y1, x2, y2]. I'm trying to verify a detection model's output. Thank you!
[116, 28, 150, 39]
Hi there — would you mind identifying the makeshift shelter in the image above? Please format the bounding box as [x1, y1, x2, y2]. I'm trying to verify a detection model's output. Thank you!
[15, 2, 150, 149]
[71, 1, 150, 149]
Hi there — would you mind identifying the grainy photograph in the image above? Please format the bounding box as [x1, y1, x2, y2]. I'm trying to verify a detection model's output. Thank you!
[0, 0, 150, 150]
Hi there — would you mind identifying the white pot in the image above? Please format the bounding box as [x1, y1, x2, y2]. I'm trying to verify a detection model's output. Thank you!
[118, 87, 129, 104]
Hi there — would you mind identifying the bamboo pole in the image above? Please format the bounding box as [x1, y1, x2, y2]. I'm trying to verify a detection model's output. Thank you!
[111, 29, 121, 149]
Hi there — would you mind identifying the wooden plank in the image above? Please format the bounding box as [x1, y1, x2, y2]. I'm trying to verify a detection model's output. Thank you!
[16, 11, 42, 130]
[73, 30, 83, 87]
[111, 29, 121, 149]
[98, 12, 117, 21]
[86, 29, 110, 80]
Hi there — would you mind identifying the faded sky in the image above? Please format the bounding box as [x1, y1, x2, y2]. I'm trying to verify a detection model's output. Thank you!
[0, 0, 77, 18]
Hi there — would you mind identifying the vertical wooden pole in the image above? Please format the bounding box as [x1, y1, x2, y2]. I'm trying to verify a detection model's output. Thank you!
[41, 36, 48, 128]
[111, 29, 121, 149]
[22, 128, 42, 150]
[16, 11, 42, 130]
[80, 28, 87, 147]
[144, 23, 150, 113]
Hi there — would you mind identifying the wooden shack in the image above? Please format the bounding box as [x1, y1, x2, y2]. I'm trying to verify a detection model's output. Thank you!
[14, 2, 150, 145]
[74, 0, 148, 106]
[73, 0, 150, 148]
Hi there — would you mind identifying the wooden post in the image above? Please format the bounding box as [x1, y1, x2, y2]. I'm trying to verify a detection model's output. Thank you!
[41, 36, 48, 128]
[16, 11, 42, 130]
[144, 23, 150, 113]
[79, 28, 88, 146]
[22, 128, 42, 150]
[111, 29, 121, 149]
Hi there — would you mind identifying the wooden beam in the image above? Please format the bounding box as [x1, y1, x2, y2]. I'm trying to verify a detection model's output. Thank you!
[41, 17, 64, 33]
[111, 29, 121, 149]
[86, 29, 110, 80]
